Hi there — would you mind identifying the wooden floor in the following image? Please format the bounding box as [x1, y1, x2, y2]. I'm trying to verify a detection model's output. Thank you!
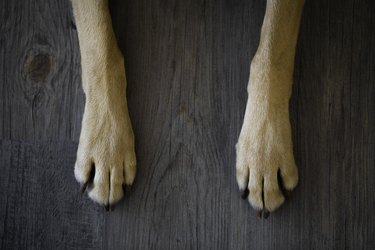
[1, 0, 375, 249]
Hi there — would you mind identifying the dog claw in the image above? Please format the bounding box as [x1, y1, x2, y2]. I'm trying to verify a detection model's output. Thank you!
[79, 165, 95, 195]
[80, 182, 88, 194]
[263, 210, 270, 219]
[241, 189, 249, 199]
[284, 190, 292, 199]
[256, 210, 262, 218]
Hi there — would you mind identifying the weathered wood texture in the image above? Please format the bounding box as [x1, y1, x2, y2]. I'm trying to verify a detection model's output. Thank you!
[0, 141, 103, 250]
[1, 0, 374, 249]
[0, 0, 84, 141]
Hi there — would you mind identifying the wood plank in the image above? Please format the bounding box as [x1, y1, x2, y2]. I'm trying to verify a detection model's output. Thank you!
[0, 0, 84, 141]
[0, 0, 374, 249]
[0, 140, 103, 250]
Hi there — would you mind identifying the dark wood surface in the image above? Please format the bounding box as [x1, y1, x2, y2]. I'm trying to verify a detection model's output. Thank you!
[1, 0, 374, 249]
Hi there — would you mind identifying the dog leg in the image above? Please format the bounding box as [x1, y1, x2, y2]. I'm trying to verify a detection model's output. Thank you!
[71, 0, 136, 208]
[236, 0, 304, 216]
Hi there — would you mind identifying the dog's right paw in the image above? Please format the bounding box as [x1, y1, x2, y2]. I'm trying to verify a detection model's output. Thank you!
[75, 95, 136, 209]
[236, 66, 298, 218]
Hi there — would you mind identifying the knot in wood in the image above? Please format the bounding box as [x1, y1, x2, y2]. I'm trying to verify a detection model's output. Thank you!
[23, 52, 52, 83]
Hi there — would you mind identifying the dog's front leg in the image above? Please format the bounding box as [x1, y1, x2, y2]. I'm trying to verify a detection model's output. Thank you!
[71, 0, 136, 209]
[236, 0, 304, 216]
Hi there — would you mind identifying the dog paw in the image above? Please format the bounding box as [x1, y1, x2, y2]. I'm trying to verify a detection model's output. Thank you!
[74, 98, 136, 208]
[236, 90, 298, 216]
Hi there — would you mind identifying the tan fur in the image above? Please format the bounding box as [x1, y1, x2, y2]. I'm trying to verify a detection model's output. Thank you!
[236, 0, 304, 212]
[71, 0, 304, 212]
[72, 0, 136, 206]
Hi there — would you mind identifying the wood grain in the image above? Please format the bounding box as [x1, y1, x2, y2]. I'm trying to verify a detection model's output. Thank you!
[0, 140, 103, 250]
[1, 0, 374, 249]
[0, 0, 84, 141]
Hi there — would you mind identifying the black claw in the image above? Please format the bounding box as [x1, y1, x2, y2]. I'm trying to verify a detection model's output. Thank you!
[80, 164, 96, 194]
[263, 210, 270, 219]
[123, 184, 133, 195]
[89, 164, 96, 182]
[256, 210, 263, 218]
[241, 188, 249, 199]
[284, 190, 292, 200]
[80, 182, 88, 194]
[105, 204, 110, 211]
[109, 204, 115, 211]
